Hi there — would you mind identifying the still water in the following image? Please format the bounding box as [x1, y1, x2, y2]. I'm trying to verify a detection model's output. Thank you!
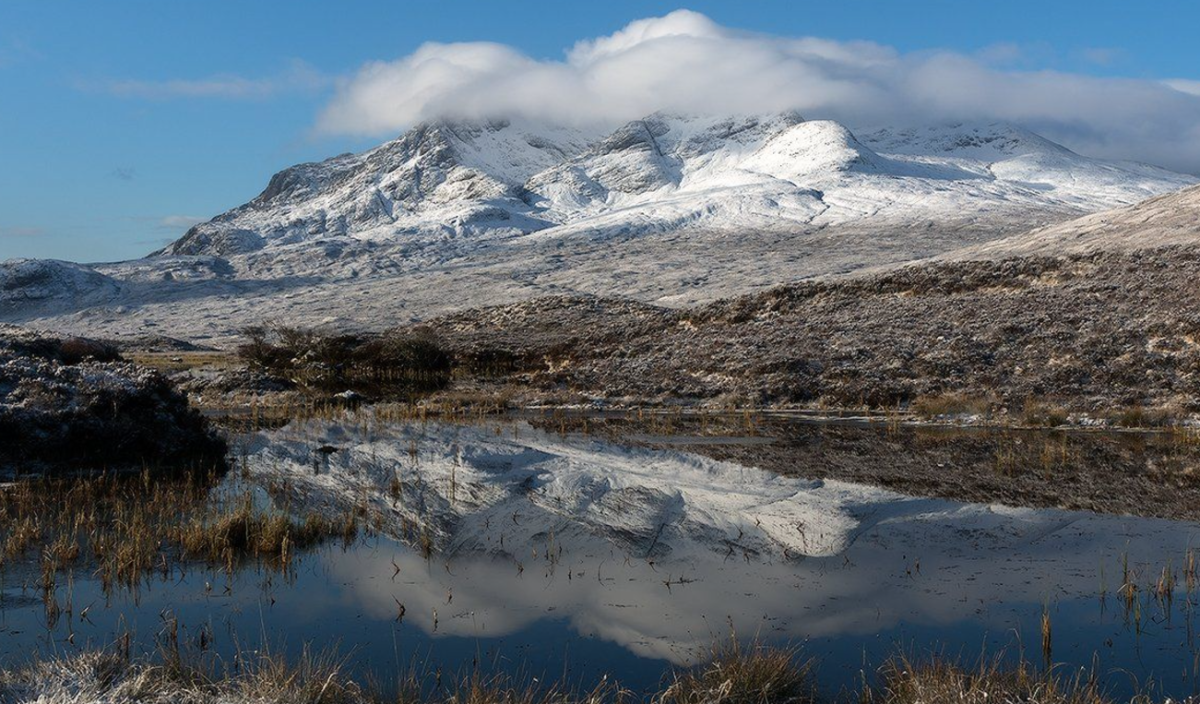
[3, 415, 1200, 698]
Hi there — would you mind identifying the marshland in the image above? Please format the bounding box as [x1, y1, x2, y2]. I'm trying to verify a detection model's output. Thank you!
[7, 372, 1200, 702]
[7, 317, 1200, 701]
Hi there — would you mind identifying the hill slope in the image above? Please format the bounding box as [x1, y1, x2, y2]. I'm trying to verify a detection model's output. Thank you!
[941, 183, 1200, 260]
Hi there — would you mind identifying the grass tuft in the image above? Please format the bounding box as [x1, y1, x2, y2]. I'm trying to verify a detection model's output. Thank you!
[871, 654, 1114, 704]
[658, 641, 813, 704]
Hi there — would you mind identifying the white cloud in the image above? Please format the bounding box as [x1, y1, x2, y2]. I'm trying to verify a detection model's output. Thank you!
[96, 60, 329, 100]
[157, 215, 206, 230]
[1079, 47, 1124, 66]
[316, 10, 1200, 174]
[1165, 79, 1200, 97]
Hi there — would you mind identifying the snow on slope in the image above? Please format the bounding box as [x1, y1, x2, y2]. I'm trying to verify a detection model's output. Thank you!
[861, 123, 1193, 210]
[1, 114, 1196, 343]
[163, 118, 598, 256]
[0, 259, 121, 314]
[940, 182, 1200, 261]
[166, 112, 1197, 263]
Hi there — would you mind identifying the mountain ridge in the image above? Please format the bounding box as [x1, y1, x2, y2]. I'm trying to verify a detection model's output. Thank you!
[2, 112, 1198, 343]
[161, 112, 1196, 266]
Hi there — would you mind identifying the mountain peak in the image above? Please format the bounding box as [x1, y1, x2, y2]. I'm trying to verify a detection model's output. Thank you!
[157, 113, 1196, 265]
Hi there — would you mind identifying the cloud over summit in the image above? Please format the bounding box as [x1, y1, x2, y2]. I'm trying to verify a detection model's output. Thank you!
[316, 10, 1200, 174]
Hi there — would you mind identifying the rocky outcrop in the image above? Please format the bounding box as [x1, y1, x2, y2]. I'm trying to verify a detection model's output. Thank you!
[0, 259, 119, 314]
[0, 325, 225, 475]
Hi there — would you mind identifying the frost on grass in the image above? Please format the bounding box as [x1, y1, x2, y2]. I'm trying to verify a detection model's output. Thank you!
[0, 324, 224, 475]
[0, 650, 373, 704]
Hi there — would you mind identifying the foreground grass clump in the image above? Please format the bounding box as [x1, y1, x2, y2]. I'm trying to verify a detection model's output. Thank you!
[0, 648, 620, 704]
[910, 392, 999, 421]
[0, 471, 361, 595]
[0, 648, 371, 704]
[3, 642, 1179, 704]
[659, 641, 813, 704]
[176, 495, 361, 565]
[870, 655, 1115, 704]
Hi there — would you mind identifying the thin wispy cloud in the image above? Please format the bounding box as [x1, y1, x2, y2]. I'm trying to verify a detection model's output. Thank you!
[121, 215, 207, 231]
[0, 226, 46, 239]
[91, 60, 329, 100]
[0, 36, 40, 69]
[1079, 47, 1124, 66]
[316, 10, 1200, 174]
[157, 215, 205, 230]
[134, 237, 179, 247]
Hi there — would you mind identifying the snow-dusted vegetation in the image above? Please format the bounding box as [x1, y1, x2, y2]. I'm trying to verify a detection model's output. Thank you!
[0, 325, 223, 474]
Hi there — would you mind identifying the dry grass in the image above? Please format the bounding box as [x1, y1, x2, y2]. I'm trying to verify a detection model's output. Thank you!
[1108, 404, 1185, 429]
[911, 392, 999, 420]
[127, 350, 238, 373]
[1, 641, 1188, 704]
[870, 655, 1120, 704]
[1021, 400, 1072, 428]
[437, 673, 621, 704]
[0, 646, 369, 704]
[657, 641, 813, 704]
[0, 645, 623, 704]
[176, 495, 360, 566]
[0, 470, 360, 597]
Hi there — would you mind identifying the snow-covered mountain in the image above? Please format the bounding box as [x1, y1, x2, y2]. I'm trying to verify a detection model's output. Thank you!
[164, 112, 1195, 264]
[1, 112, 1196, 343]
[163, 119, 596, 257]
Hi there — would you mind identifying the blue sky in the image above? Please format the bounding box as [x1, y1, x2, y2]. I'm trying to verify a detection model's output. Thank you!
[2, 0, 1198, 262]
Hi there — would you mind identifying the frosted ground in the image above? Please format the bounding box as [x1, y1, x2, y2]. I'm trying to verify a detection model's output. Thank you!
[4, 112, 1200, 702]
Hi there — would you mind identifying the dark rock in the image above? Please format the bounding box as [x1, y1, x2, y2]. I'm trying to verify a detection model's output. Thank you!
[0, 325, 225, 476]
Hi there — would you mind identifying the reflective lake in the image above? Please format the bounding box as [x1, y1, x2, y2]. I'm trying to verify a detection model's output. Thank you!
[4, 414, 1200, 698]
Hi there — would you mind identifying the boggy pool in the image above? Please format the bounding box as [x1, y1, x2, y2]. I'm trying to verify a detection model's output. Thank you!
[3, 415, 1200, 698]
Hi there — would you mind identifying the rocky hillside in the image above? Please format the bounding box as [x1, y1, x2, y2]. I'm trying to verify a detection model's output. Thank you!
[423, 245, 1200, 416]
[0, 325, 224, 475]
[161, 119, 595, 257]
[943, 183, 1200, 260]
[168, 113, 1193, 264]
